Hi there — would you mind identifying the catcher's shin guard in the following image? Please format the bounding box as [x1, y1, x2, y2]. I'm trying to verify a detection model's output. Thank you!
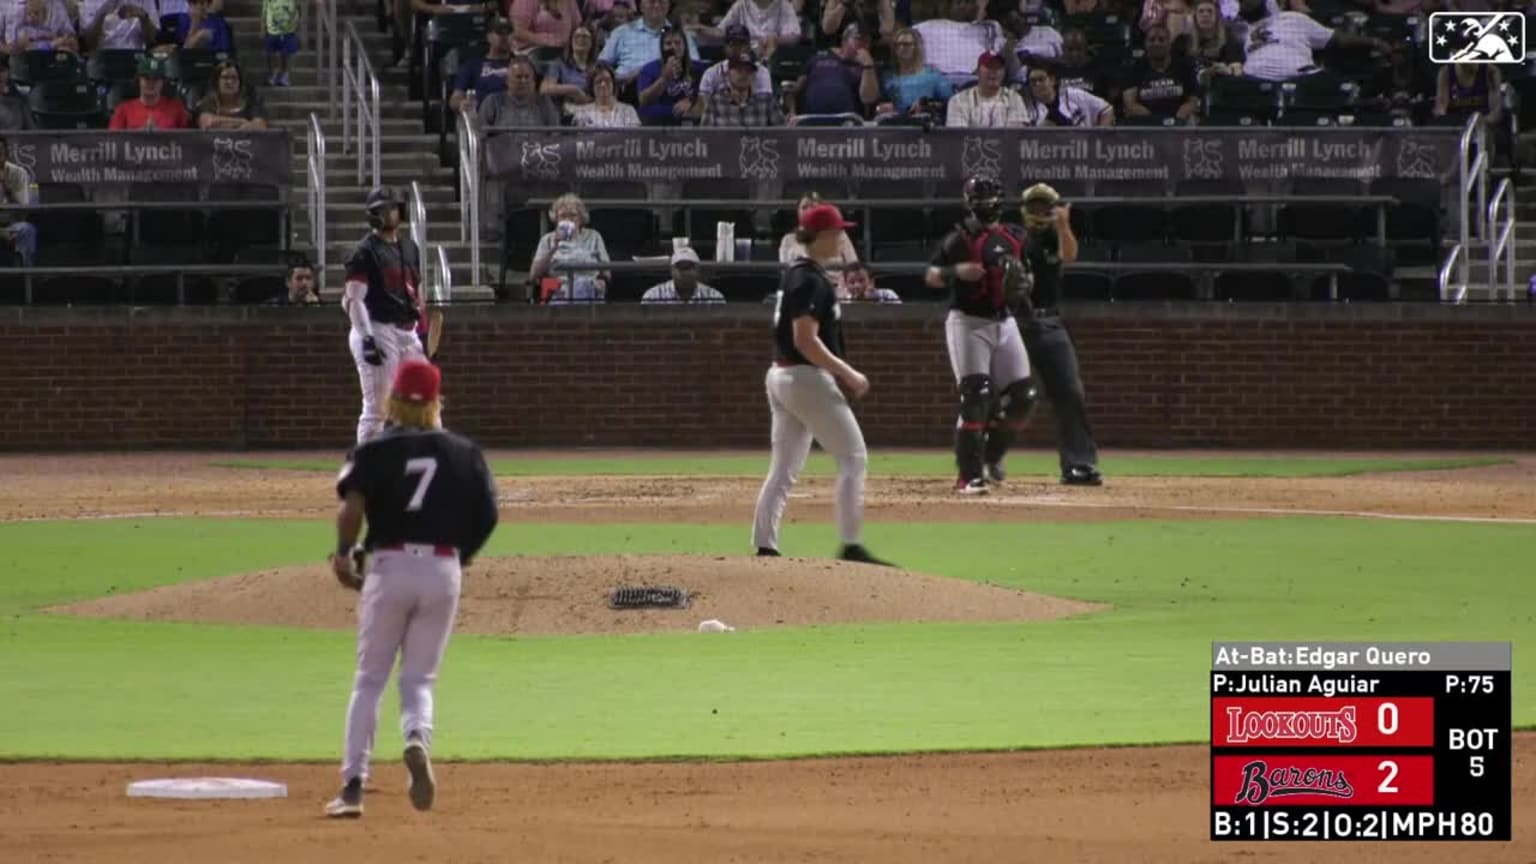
[955, 374, 991, 482]
[983, 377, 1039, 468]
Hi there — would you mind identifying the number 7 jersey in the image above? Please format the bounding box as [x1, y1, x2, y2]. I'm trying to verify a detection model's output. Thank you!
[336, 426, 500, 563]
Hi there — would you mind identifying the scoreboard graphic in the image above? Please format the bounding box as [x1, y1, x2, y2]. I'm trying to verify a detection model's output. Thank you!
[1210, 641, 1511, 841]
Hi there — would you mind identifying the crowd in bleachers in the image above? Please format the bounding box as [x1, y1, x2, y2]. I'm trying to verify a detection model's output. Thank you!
[427, 0, 1521, 131]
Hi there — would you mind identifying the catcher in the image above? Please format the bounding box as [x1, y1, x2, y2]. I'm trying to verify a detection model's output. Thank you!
[925, 175, 1039, 495]
[326, 360, 499, 819]
[1019, 183, 1101, 486]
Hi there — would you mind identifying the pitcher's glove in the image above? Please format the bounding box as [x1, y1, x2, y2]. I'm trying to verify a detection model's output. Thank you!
[1001, 255, 1034, 315]
[331, 545, 367, 591]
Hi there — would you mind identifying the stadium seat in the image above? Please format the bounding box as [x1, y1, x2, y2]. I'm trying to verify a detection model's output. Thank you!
[770, 42, 815, 86]
[423, 14, 488, 104]
[234, 275, 286, 303]
[1172, 178, 1245, 245]
[87, 50, 147, 85]
[1093, 181, 1169, 248]
[207, 184, 284, 262]
[34, 275, 116, 304]
[31, 183, 100, 255]
[1060, 269, 1114, 301]
[1205, 75, 1279, 125]
[680, 179, 758, 252]
[105, 80, 139, 112]
[870, 242, 929, 298]
[1113, 270, 1198, 300]
[1282, 73, 1358, 113]
[588, 208, 660, 259]
[165, 50, 231, 91]
[860, 181, 928, 246]
[128, 184, 205, 252]
[27, 80, 103, 129]
[1214, 269, 1296, 301]
[711, 271, 779, 302]
[1367, 178, 1441, 265]
[10, 51, 84, 87]
[1307, 245, 1395, 301]
[1278, 178, 1365, 245]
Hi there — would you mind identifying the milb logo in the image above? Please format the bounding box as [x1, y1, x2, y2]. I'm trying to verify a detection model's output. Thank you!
[1428, 12, 1524, 64]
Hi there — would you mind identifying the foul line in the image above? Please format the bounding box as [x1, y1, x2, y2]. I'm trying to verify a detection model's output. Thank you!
[1003, 497, 1536, 525]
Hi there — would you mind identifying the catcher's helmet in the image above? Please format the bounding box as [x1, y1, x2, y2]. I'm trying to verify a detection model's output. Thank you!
[962, 175, 1004, 223]
[365, 185, 404, 229]
[1021, 182, 1060, 230]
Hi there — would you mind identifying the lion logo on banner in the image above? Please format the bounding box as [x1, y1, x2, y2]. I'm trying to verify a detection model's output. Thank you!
[1182, 138, 1223, 180]
[1394, 140, 1438, 179]
[738, 136, 780, 180]
[960, 137, 1000, 182]
[211, 137, 255, 182]
[521, 141, 561, 180]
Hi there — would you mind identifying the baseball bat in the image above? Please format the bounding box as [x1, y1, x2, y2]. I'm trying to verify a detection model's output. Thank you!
[428, 309, 444, 359]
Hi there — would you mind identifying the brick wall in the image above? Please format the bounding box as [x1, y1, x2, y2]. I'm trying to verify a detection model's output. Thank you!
[2, 303, 1534, 451]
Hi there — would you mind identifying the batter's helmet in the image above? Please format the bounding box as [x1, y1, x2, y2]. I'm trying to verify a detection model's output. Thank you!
[962, 175, 1004, 223]
[365, 185, 404, 229]
[1021, 183, 1061, 231]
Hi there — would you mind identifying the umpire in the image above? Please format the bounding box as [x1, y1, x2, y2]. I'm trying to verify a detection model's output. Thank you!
[1019, 183, 1102, 486]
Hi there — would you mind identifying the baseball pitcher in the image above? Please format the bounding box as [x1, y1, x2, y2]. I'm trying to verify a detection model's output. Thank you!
[343, 186, 430, 444]
[326, 360, 499, 819]
[925, 176, 1039, 496]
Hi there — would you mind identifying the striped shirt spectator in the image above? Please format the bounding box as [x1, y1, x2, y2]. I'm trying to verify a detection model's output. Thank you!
[701, 54, 786, 125]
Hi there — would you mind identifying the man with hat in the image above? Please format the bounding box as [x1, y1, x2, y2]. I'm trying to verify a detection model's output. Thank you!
[326, 359, 500, 819]
[752, 202, 892, 567]
[714, 0, 800, 61]
[789, 22, 879, 117]
[1018, 183, 1101, 486]
[701, 51, 785, 125]
[642, 246, 725, 304]
[944, 50, 1027, 126]
[448, 16, 514, 113]
[697, 24, 771, 99]
[107, 54, 191, 129]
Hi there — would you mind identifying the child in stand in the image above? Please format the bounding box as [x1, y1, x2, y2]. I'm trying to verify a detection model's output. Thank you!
[263, 0, 299, 86]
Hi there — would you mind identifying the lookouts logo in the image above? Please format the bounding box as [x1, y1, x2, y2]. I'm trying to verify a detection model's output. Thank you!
[1225, 705, 1358, 745]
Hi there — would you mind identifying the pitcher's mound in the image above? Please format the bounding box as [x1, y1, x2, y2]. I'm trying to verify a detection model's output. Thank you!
[52, 555, 1105, 636]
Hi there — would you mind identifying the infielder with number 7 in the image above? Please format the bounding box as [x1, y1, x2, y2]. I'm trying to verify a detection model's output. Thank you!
[751, 204, 893, 567]
[343, 186, 432, 443]
[326, 360, 499, 819]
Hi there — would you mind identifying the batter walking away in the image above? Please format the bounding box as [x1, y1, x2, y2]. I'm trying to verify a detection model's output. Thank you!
[344, 186, 430, 444]
[926, 176, 1039, 496]
[752, 203, 893, 567]
[1020, 183, 1102, 486]
[325, 360, 499, 819]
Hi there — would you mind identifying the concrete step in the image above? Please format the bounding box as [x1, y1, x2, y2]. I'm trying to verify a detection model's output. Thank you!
[273, 117, 428, 136]
[326, 185, 460, 204]
[286, 135, 443, 159]
[267, 98, 414, 121]
[322, 220, 465, 242]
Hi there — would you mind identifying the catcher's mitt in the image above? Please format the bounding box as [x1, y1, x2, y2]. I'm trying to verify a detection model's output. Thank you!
[1001, 255, 1034, 315]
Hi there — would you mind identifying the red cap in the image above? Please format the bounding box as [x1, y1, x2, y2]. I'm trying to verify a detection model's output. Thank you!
[976, 50, 1006, 69]
[392, 359, 442, 404]
[798, 203, 856, 234]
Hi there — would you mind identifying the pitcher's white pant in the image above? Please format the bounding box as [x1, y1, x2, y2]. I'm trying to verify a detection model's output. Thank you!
[751, 364, 868, 551]
[350, 324, 427, 443]
[341, 545, 462, 782]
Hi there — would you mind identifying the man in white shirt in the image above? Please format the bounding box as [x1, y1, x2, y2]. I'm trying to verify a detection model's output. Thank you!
[913, 0, 1008, 85]
[1022, 65, 1113, 126]
[641, 247, 726, 304]
[843, 263, 900, 303]
[698, 24, 772, 98]
[946, 51, 1028, 127]
[715, 0, 800, 60]
[82, 0, 158, 51]
[1235, 0, 1386, 82]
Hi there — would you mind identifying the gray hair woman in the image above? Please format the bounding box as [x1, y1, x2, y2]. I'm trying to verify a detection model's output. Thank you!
[530, 192, 612, 303]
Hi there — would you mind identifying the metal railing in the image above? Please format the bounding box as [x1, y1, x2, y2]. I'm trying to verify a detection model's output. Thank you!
[1485, 178, 1516, 302]
[1437, 243, 1465, 304]
[313, 0, 339, 121]
[457, 109, 482, 292]
[341, 20, 382, 188]
[1455, 114, 1487, 292]
[306, 113, 328, 278]
[435, 245, 453, 305]
[408, 179, 433, 300]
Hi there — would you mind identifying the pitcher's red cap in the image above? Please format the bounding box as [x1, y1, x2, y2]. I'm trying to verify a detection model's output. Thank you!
[393, 359, 441, 403]
[798, 203, 856, 234]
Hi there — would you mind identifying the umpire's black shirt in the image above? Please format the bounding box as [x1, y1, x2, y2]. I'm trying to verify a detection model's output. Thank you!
[337, 426, 499, 563]
[1025, 227, 1062, 310]
[773, 258, 845, 365]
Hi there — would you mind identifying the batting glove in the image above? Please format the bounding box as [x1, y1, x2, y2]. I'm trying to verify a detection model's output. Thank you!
[361, 336, 384, 366]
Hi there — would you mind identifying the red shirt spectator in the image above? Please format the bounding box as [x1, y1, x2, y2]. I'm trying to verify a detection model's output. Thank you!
[108, 58, 192, 129]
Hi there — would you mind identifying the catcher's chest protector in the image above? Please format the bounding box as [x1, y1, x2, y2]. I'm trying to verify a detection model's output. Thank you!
[965, 225, 1025, 311]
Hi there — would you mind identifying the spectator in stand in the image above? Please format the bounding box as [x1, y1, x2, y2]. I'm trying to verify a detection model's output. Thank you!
[589, 0, 633, 42]
[641, 246, 726, 303]
[1377, 42, 1429, 124]
[178, 0, 232, 51]
[843, 262, 900, 302]
[790, 23, 880, 117]
[1434, 62, 1502, 125]
[570, 62, 641, 124]
[1049, 28, 1103, 94]
[510, 0, 580, 53]
[1233, 0, 1387, 82]
[913, 0, 1008, 86]
[109, 55, 191, 128]
[1022, 65, 1113, 125]
[0, 60, 32, 129]
[262, 0, 298, 85]
[0, 137, 34, 268]
[197, 60, 269, 129]
[539, 22, 597, 106]
[6, 0, 79, 52]
[1183, 0, 1243, 85]
[1062, 0, 1102, 15]
[709, 0, 801, 61]
[946, 50, 1028, 125]
[701, 51, 785, 123]
[529, 192, 611, 304]
[699, 25, 772, 97]
[1121, 23, 1199, 121]
[1008, 10, 1061, 62]
[778, 191, 858, 296]
[479, 54, 562, 127]
[636, 27, 707, 123]
[599, 0, 698, 84]
[1139, 0, 1191, 39]
[820, 0, 896, 47]
[878, 27, 951, 115]
[450, 17, 513, 112]
[278, 259, 319, 304]
[83, 0, 158, 51]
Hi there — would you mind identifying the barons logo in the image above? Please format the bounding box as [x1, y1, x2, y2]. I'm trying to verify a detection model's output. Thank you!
[1225, 706, 1358, 744]
[1235, 760, 1355, 805]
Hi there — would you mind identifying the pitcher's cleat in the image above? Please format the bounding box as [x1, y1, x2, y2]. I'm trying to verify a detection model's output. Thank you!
[404, 740, 436, 812]
[325, 777, 363, 819]
[839, 544, 895, 567]
[956, 476, 989, 496]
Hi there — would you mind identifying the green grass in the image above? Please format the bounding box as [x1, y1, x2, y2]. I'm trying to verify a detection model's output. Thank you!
[211, 452, 1508, 479]
[1, 516, 1531, 760]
